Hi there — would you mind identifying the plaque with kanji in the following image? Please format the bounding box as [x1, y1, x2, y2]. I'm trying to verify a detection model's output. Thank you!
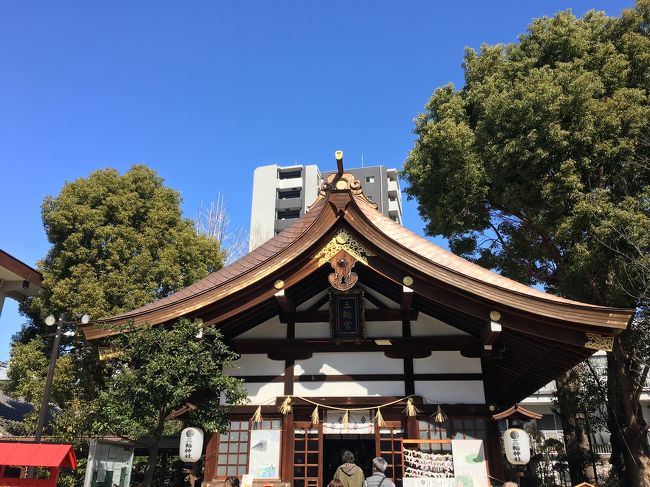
[329, 290, 364, 343]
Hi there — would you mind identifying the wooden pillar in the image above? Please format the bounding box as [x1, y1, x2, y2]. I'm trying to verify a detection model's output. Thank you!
[204, 433, 219, 480]
[407, 416, 418, 439]
[281, 410, 295, 482]
[49, 467, 60, 487]
[284, 321, 295, 395]
[402, 320, 415, 396]
[481, 357, 505, 483]
[486, 420, 505, 483]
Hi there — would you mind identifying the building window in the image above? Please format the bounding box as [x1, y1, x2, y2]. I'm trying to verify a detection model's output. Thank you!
[216, 420, 250, 477]
[417, 417, 487, 445]
[279, 169, 302, 179]
[366, 176, 375, 183]
[214, 419, 282, 478]
[278, 209, 300, 220]
[450, 418, 486, 440]
[278, 189, 301, 199]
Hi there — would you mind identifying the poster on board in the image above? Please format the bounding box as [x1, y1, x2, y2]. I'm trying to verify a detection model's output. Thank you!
[451, 440, 489, 487]
[248, 430, 281, 478]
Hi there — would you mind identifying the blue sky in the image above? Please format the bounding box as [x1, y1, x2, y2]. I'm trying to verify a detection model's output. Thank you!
[0, 0, 632, 360]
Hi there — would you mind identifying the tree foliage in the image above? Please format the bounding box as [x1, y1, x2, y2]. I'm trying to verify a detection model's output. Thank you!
[402, 2, 650, 483]
[20, 164, 225, 334]
[5, 165, 228, 484]
[92, 319, 246, 487]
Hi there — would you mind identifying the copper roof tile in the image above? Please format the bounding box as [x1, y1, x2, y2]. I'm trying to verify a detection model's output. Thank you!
[352, 194, 586, 307]
[98, 198, 326, 323]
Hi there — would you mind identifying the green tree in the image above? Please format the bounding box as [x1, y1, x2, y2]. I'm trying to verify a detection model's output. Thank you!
[402, 2, 650, 484]
[93, 319, 246, 487]
[6, 165, 226, 481]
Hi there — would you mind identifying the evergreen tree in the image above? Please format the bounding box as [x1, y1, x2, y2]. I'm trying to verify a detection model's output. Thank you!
[6, 165, 227, 482]
[93, 319, 246, 487]
[402, 2, 650, 483]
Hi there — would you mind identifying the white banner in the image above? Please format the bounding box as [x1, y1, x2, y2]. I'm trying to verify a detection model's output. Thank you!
[324, 410, 374, 434]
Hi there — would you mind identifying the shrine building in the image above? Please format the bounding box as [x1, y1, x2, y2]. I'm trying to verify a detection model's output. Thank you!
[81, 155, 634, 487]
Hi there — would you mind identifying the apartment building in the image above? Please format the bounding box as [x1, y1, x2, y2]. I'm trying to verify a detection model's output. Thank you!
[249, 164, 402, 250]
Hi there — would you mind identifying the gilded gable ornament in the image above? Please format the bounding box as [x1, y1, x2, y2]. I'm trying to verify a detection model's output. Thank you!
[307, 172, 378, 211]
[584, 333, 614, 352]
[314, 230, 374, 267]
[327, 249, 358, 290]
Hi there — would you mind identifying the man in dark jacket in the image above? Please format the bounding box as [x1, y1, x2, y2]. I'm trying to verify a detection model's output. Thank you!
[333, 451, 365, 487]
[363, 457, 395, 487]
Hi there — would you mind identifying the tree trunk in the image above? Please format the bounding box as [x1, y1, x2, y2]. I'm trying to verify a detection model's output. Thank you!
[607, 338, 650, 486]
[556, 370, 592, 484]
[142, 405, 166, 487]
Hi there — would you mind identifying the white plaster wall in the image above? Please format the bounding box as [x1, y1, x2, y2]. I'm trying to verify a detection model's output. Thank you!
[241, 382, 285, 404]
[365, 321, 402, 337]
[237, 316, 286, 339]
[293, 381, 404, 397]
[296, 291, 328, 311]
[360, 287, 396, 308]
[223, 354, 285, 376]
[411, 313, 469, 336]
[414, 381, 485, 403]
[295, 352, 403, 376]
[295, 322, 330, 339]
[413, 352, 482, 374]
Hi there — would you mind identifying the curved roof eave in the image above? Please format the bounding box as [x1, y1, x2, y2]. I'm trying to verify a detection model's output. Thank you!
[81, 175, 634, 340]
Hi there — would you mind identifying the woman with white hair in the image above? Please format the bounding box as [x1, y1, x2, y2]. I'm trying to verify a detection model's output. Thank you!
[363, 457, 395, 487]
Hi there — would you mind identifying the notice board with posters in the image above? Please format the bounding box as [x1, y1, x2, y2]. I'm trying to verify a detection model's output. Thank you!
[83, 439, 134, 487]
[248, 429, 281, 478]
[401, 439, 489, 487]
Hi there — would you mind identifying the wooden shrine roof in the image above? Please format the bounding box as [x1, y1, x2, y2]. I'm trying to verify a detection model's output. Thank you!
[81, 167, 634, 405]
[491, 404, 543, 420]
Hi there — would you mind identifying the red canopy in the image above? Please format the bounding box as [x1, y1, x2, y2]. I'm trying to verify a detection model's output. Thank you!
[0, 443, 77, 469]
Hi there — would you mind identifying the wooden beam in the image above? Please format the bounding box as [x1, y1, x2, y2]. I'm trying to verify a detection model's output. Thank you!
[284, 308, 418, 323]
[401, 285, 414, 314]
[305, 293, 329, 311]
[481, 320, 502, 356]
[275, 289, 295, 319]
[364, 290, 389, 310]
[230, 335, 479, 354]
[231, 373, 483, 383]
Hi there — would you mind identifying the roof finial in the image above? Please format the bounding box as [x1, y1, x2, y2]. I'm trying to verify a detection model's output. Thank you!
[335, 150, 344, 175]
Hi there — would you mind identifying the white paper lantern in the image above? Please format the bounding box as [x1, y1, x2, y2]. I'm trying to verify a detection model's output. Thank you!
[503, 428, 531, 465]
[179, 427, 204, 463]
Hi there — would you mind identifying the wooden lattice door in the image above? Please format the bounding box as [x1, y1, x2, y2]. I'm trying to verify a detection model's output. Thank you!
[376, 421, 405, 485]
[293, 422, 323, 487]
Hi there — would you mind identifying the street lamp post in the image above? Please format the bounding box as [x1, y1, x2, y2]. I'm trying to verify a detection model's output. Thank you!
[33, 314, 63, 444]
[33, 313, 90, 442]
[28, 313, 89, 478]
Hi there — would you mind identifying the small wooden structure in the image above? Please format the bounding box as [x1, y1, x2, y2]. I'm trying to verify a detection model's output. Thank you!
[0, 442, 77, 486]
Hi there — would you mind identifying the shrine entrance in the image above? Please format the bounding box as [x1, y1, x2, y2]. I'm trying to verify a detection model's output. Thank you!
[323, 435, 375, 486]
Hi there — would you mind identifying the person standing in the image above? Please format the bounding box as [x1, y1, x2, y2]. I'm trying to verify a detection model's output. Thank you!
[333, 451, 365, 487]
[364, 457, 395, 487]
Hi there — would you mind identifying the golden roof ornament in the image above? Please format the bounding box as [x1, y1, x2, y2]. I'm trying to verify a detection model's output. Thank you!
[307, 150, 379, 211]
